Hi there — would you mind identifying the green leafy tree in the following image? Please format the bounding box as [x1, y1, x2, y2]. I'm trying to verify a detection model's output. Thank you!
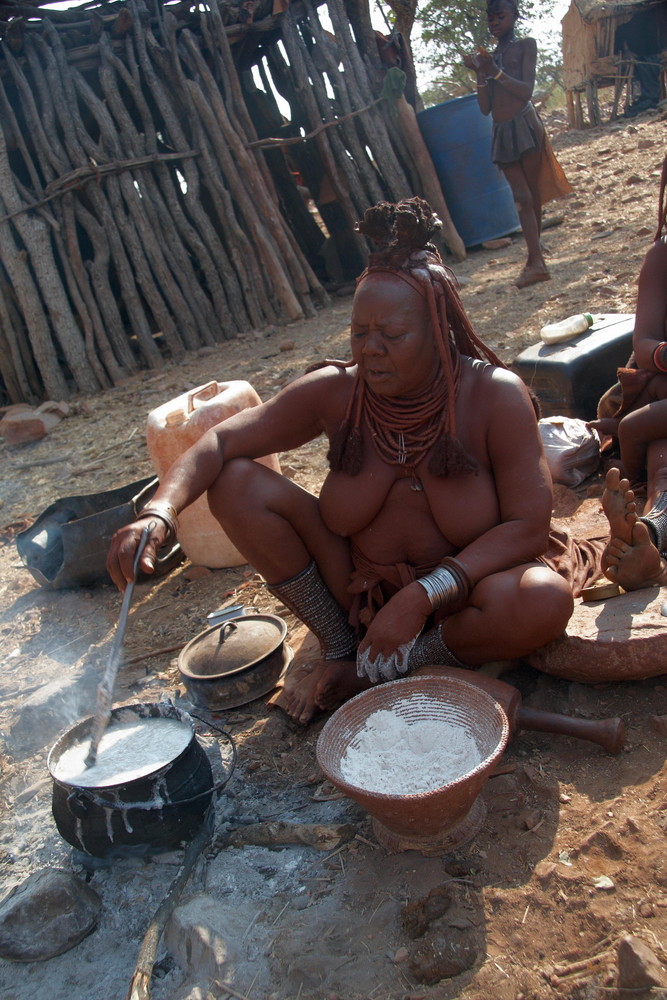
[412, 0, 559, 105]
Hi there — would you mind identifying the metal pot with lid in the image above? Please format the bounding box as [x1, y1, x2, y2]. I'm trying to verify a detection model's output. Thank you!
[178, 614, 291, 710]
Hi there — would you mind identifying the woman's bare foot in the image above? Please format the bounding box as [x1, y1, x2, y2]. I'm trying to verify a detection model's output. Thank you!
[515, 264, 550, 289]
[268, 660, 323, 725]
[269, 656, 368, 724]
[314, 659, 370, 712]
[602, 520, 667, 591]
[601, 467, 637, 546]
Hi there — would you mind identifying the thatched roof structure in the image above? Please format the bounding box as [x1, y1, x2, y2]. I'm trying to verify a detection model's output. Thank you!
[0, 0, 463, 404]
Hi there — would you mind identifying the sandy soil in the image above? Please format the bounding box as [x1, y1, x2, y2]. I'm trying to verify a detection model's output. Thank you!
[1, 106, 666, 1000]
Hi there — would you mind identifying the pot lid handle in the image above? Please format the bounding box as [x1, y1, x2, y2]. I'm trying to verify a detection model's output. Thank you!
[218, 621, 238, 645]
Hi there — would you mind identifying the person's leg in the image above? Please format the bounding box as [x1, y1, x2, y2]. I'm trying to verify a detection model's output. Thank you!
[501, 160, 549, 287]
[439, 562, 573, 664]
[644, 437, 667, 512]
[617, 401, 667, 486]
[209, 458, 353, 604]
[208, 459, 357, 723]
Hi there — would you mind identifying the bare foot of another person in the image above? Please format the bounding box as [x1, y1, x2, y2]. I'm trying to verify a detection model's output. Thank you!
[601, 467, 637, 546]
[515, 264, 550, 289]
[314, 658, 370, 713]
[603, 520, 667, 591]
[268, 660, 323, 725]
[587, 416, 620, 436]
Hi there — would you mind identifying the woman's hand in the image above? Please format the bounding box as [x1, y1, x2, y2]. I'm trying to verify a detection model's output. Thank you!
[356, 582, 432, 682]
[107, 516, 169, 591]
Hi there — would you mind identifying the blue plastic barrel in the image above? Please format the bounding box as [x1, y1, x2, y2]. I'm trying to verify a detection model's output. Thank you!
[417, 94, 520, 248]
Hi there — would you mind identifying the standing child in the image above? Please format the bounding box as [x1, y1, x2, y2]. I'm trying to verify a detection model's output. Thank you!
[464, 0, 572, 289]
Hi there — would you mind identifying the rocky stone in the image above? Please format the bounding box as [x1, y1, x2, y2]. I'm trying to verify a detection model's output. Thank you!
[407, 928, 480, 983]
[164, 894, 265, 984]
[533, 861, 557, 885]
[576, 822, 623, 859]
[650, 714, 667, 737]
[616, 935, 666, 989]
[401, 886, 452, 938]
[0, 402, 68, 446]
[0, 868, 101, 961]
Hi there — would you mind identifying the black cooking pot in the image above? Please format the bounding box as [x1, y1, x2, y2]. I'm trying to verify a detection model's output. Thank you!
[48, 702, 227, 859]
[178, 614, 290, 710]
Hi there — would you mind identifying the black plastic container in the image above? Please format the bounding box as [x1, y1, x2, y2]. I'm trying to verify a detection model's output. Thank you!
[48, 703, 215, 859]
[511, 314, 634, 419]
[16, 477, 183, 590]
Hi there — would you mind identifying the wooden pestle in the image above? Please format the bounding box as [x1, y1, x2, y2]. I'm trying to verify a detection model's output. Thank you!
[419, 665, 625, 755]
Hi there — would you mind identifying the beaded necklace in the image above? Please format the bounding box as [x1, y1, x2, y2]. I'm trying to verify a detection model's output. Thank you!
[493, 32, 517, 71]
[362, 363, 456, 490]
[327, 247, 504, 481]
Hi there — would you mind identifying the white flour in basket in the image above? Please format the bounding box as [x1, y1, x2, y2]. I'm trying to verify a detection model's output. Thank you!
[339, 706, 483, 794]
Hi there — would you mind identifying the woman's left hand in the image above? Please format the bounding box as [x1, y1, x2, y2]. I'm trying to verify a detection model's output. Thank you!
[356, 583, 431, 682]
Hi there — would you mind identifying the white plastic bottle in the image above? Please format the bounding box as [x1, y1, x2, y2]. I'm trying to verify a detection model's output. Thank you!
[540, 313, 594, 345]
[146, 380, 281, 568]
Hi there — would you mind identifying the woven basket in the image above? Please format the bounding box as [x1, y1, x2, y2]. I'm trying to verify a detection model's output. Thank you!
[316, 675, 509, 850]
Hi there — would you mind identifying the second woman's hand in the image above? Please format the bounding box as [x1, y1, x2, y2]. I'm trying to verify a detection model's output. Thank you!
[356, 583, 432, 682]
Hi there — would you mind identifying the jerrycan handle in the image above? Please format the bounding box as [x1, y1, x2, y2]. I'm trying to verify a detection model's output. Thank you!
[187, 381, 220, 412]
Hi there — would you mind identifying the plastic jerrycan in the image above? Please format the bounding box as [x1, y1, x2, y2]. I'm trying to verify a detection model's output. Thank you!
[146, 380, 281, 568]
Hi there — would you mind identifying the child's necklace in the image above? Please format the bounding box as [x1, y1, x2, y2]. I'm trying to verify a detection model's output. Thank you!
[494, 34, 516, 69]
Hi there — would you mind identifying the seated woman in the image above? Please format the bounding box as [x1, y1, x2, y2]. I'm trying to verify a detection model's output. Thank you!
[590, 153, 667, 572]
[108, 198, 610, 725]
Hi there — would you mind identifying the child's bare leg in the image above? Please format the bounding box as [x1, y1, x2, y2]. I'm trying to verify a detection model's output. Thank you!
[502, 158, 549, 288]
[522, 145, 544, 241]
[617, 403, 667, 486]
[646, 438, 667, 511]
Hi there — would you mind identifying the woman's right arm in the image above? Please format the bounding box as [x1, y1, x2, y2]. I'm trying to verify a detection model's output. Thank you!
[106, 369, 342, 589]
[633, 239, 667, 371]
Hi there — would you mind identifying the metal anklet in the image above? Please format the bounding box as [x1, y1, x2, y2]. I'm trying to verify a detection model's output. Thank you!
[639, 490, 667, 553]
[407, 626, 467, 670]
[267, 561, 356, 661]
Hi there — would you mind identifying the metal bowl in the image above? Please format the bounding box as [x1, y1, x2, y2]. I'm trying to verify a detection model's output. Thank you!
[178, 614, 290, 710]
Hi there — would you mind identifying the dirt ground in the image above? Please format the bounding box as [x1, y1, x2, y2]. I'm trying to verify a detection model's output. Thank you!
[1, 106, 667, 1000]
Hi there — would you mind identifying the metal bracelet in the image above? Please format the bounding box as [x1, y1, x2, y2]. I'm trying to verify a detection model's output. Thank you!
[140, 503, 179, 540]
[652, 342, 667, 374]
[417, 566, 462, 611]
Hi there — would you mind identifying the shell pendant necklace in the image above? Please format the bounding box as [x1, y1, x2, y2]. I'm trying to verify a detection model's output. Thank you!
[397, 433, 424, 492]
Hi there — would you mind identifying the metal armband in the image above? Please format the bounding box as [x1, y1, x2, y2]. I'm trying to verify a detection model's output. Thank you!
[416, 557, 472, 612]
